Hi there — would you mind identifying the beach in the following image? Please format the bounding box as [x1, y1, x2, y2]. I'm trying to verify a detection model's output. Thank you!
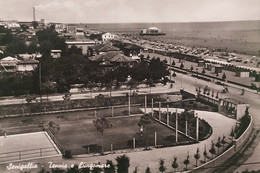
[87, 20, 260, 56]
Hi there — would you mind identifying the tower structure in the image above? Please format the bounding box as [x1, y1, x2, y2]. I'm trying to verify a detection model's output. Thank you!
[33, 7, 36, 21]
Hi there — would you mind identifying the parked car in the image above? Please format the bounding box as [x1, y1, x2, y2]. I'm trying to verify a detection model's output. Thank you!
[235, 58, 242, 62]
[95, 94, 105, 99]
[244, 59, 249, 63]
[227, 58, 234, 62]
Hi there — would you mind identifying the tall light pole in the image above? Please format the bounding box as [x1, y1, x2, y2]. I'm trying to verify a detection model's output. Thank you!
[39, 60, 42, 102]
[181, 74, 183, 89]
[195, 78, 197, 92]
[169, 57, 172, 83]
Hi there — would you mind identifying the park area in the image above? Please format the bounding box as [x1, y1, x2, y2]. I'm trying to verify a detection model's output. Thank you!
[0, 98, 215, 157]
[55, 115, 191, 155]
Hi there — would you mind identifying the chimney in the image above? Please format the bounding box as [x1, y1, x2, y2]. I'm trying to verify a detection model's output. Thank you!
[33, 7, 36, 21]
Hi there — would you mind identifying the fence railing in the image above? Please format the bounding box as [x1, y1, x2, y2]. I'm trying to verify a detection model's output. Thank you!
[189, 115, 253, 173]
[0, 147, 56, 163]
[43, 125, 64, 156]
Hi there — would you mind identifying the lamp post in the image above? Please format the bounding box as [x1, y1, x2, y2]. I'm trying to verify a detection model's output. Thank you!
[39, 60, 42, 102]
[195, 78, 197, 92]
[181, 74, 183, 89]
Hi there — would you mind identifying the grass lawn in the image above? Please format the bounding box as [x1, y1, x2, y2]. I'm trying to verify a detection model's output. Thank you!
[55, 115, 190, 155]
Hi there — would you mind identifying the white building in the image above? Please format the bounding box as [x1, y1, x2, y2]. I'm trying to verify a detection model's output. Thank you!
[65, 40, 95, 55]
[51, 50, 62, 58]
[102, 32, 116, 42]
[66, 25, 76, 33]
[17, 59, 38, 72]
[18, 53, 42, 60]
[140, 27, 164, 35]
[0, 56, 19, 72]
[0, 56, 39, 72]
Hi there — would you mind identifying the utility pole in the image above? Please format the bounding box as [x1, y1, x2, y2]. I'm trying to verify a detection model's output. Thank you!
[128, 95, 131, 116]
[39, 60, 42, 102]
[169, 57, 172, 83]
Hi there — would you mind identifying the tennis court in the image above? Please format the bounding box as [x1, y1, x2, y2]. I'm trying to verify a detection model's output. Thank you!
[55, 115, 191, 155]
[0, 131, 62, 164]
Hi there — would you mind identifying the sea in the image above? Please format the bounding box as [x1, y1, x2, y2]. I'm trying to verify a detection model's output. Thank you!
[85, 20, 260, 56]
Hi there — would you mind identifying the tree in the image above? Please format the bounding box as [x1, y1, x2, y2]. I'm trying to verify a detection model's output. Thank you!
[104, 160, 115, 173]
[145, 78, 154, 94]
[138, 114, 154, 149]
[172, 71, 177, 82]
[159, 159, 166, 173]
[190, 65, 194, 71]
[80, 167, 90, 173]
[6, 38, 28, 54]
[222, 73, 226, 80]
[180, 62, 184, 69]
[221, 135, 227, 150]
[41, 81, 57, 101]
[183, 153, 190, 171]
[36, 27, 66, 56]
[48, 121, 60, 134]
[172, 156, 179, 172]
[32, 21, 39, 29]
[202, 68, 206, 74]
[162, 58, 168, 64]
[245, 107, 249, 116]
[216, 92, 219, 99]
[67, 45, 83, 55]
[93, 118, 113, 154]
[203, 145, 208, 163]
[0, 27, 13, 46]
[215, 137, 222, 155]
[194, 148, 200, 167]
[127, 79, 138, 95]
[209, 141, 216, 158]
[20, 24, 29, 32]
[116, 155, 130, 173]
[172, 60, 176, 66]
[67, 165, 80, 173]
[145, 167, 151, 173]
[51, 168, 65, 173]
[230, 127, 235, 140]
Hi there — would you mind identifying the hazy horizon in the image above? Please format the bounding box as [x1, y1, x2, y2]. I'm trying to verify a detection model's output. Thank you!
[13, 19, 260, 25]
[1, 0, 260, 23]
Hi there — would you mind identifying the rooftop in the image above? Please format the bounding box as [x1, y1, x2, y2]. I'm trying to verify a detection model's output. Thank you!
[65, 40, 95, 44]
[221, 98, 245, 105]
[89, 51, 134, 63]
[18, 59, 39, 64]
[91, 44, 120, 52]
[51, 50, 62, 53]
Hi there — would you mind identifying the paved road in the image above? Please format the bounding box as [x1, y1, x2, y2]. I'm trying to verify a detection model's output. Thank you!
[0, 85, 174, 106]
[177, 74, 260, 172]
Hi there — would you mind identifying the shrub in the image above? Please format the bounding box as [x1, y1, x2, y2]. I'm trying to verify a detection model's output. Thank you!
[64, 150, 72, 158]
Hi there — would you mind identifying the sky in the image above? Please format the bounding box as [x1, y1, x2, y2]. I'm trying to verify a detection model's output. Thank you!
[0, 0, 260, 23]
